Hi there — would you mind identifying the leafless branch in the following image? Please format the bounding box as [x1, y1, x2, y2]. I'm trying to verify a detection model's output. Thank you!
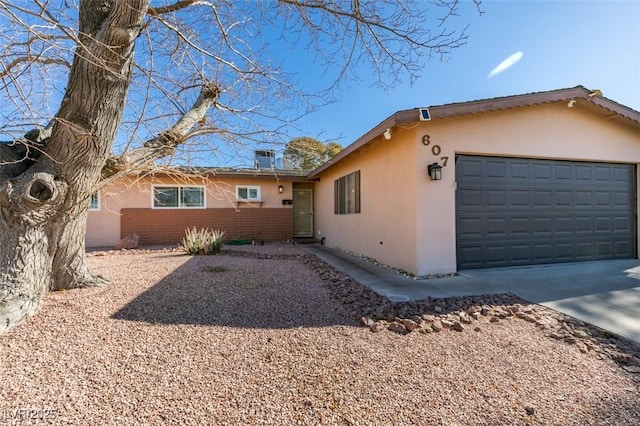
[101, 81, 220, 183]
[0, 0, 480, 175]
[147, 0, 201, 16]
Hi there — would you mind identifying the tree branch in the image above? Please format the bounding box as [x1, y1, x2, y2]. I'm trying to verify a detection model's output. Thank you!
[101, 81, 220, 181]
[147, 0, 202, 16]
[0, 55, 70, 80]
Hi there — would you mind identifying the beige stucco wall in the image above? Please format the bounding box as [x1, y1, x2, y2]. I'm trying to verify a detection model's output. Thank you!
[313, 125, 419, 273]
[86, 175, 295, 248]
[415, 103, 640, 275]
[315, 102, 640, 276]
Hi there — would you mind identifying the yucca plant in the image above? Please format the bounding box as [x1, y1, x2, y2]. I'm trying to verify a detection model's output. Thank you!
[181, 227, 226, 255]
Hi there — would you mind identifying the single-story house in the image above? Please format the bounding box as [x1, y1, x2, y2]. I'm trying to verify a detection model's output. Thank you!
[86, 167, 314, 248]
[87, 86, 640, 276]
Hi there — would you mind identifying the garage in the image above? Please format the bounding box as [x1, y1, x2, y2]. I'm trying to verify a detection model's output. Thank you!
[456, 155, 637, 269]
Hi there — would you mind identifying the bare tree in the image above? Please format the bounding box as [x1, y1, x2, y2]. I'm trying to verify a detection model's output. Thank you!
[0, 0, 480, 333]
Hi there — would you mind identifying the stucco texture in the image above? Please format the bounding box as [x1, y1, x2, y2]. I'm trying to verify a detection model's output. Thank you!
[314, 102, 640, 275]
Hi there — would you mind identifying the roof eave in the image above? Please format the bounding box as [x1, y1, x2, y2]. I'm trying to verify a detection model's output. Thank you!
[307, 109, 417, 179]
[307, 86, 640, 179]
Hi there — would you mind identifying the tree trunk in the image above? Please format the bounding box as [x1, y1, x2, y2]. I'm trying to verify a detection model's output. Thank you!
[0, 225, 52, 331]
[0, 172, 66, 331]
[0, 0, 222, 333]
[0, 0, 149, 333]
[49, 205, 110, 291]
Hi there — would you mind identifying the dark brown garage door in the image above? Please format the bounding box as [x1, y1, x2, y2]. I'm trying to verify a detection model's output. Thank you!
[456, 155, 636, 269]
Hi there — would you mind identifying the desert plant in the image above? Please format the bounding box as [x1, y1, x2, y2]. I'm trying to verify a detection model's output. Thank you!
[181, 228, 226, 255]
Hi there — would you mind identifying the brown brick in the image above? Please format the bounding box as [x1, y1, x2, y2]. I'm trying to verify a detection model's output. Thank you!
[121, 208, 294, 245]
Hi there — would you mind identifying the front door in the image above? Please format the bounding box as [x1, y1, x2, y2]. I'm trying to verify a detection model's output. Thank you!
[293, 188, 313, 238]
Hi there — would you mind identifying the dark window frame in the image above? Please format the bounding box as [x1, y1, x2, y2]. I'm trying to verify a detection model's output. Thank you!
[334, 170, 360, 214]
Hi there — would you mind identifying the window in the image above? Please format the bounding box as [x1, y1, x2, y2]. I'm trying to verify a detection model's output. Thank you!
[236, 185, 261, 201]
[180, 187, 205, 207]
[153, 186, 205, 208]
[89, 192, 100, 210]
[334, 170, 360, 214]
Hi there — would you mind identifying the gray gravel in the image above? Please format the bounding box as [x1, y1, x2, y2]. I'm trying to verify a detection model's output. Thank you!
[1, 243, 639, 425]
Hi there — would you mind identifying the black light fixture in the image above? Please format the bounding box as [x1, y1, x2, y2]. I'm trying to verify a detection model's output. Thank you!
[427, 163, 442, 181]
[278, 184, 284, 193]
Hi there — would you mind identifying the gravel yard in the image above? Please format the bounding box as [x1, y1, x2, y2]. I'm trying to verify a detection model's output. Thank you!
[1, 244, 639, 425]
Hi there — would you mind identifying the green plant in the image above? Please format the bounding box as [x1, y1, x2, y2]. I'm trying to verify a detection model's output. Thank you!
[181, 228, 226, 255]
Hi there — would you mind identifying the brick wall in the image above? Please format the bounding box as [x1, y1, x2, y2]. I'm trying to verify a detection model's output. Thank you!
[121, 208, 294, 245]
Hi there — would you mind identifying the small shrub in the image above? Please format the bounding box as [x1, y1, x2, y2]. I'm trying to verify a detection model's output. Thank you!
[181, 227, 226, 255]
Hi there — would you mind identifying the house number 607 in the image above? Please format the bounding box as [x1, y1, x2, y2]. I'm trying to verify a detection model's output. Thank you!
[422, 134, 442, 156]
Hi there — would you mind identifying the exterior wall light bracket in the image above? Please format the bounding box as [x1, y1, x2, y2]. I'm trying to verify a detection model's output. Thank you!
[427, 163, 442, 181]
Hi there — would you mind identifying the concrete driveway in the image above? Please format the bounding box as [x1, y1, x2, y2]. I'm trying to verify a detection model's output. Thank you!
[305, 245, 640, 344]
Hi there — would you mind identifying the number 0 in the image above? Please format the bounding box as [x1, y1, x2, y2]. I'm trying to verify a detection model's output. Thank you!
[431, 145, 441, 156]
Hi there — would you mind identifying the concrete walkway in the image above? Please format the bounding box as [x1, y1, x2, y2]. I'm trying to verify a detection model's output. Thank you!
[304, 244, 640, 344]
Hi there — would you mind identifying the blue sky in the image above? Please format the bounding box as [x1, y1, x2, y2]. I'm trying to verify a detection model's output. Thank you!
[283, 0, 640, 152]
[2, 1, 637, 168]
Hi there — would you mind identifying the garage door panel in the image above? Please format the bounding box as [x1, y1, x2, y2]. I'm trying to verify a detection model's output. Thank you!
[614, 191, 631, 207]
[458, 246, 484, 268]
[574, 217, 592, 233]
[487, 245, 510, 264]
[596, 242, 613, 256]
[555, 191, 573, 206]
[457, 213, 635, 237]
[575, 242, 594, 258]
[510, 217, 529, 234]
[532, 190, 553, 206]
[555, 164, 573, 180]
[575, 165, 593, 180]
[459, 159, 483, 179]
[486, 161, 507, 178]
[510, 162, 530, 180]
[614, 166, 632, 181]
[594, 166, 611, 181]
[533, 244, 553, 262]
[615, 241, 632, 255]
[574, 191, 592, 206]
[511, 245, 531, 263]
[555, 218, 573, 234]
[615, 216, 632, 232]
[510, 190, 530, 206]
[458, 217, 483, 237]
[533, 163, 553, 180]
[456, 156, 636, 269]
[532, 217, 553, 234]
[595, 217, 612, 232]
[594, 191, 611, 206]
[556, 243, 573, 260]
[486, 218, 507, 236]
[457, 188, 482, 207]
[486, 189, 507, 207]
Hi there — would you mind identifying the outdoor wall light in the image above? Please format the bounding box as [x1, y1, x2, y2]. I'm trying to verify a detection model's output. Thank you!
[383, 128, 392, 140]
[427, 163, 442, 181]
[278, 184, 284, 193]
